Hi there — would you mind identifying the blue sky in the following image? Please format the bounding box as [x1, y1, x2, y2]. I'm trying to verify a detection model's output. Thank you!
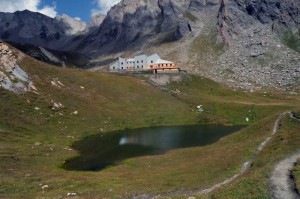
[0, 0, 121, 22]
[41, 0, 95, 22]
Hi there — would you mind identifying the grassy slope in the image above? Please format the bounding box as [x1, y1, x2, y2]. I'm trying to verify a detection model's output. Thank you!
[167, 75, 297, 125]
[0, 54, 300, 198]
[196, 114, 300, 199]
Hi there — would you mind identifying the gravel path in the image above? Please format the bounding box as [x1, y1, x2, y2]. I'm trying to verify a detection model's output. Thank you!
[132, 113, 288, 199]
[270, 153, 300, 199]
[270, 112, 300, 199]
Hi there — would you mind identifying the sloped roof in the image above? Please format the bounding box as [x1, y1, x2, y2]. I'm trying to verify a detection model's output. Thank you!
[154, 59, 173, 64]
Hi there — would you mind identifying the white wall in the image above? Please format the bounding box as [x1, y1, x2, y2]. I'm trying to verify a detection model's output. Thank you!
[134, 54, 147, 70]
[110, 54, 167, 71]
[147, 54, 160, 67]
[109, 61, 119, 71]
[118, 57, 126, 70]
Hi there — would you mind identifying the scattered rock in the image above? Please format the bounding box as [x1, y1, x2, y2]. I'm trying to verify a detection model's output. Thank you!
[51, 78, 64, 89]
[51, 101, 64, 110]
[72, 111, 78, 115]
[31, 85, 38, 91]
[67, 192, 77, 197]
[67, 135, 75, 139]
[41, 185, 49, 190]
[35, 142, 42, 146]
[196, 105, 204, 112]
[34, 107, 40, 110]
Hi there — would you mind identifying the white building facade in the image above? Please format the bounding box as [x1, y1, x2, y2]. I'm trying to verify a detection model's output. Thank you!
[109, 54, 178, 73]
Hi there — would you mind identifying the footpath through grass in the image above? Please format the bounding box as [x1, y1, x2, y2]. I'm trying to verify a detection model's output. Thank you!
[185, 113, 300, 199]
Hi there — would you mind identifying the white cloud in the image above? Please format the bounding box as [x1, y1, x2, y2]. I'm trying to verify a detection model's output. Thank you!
[91, 0, 120, 16]
[0, 0, 57, 18]
[74, 17, 81, 21]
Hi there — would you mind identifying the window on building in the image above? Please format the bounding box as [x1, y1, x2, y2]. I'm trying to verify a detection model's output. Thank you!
[121, 62, 123, 65]
[137, 66, 139, 68]
[142, 65, 143, 68]
[121, 67, 123, 69]
[137, 61, 139, 63]
[141, 60, 143, 63]
[151, 60, 153, 63]
[113, 67, 115, 69]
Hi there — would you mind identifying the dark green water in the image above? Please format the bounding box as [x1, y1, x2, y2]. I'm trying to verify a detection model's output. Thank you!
[64, 125, 244, 171]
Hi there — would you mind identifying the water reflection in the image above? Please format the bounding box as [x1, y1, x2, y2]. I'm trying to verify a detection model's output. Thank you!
[64, 125, 244, 171]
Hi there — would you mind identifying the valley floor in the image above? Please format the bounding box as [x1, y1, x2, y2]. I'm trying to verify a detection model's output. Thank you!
[0, 56, 300, 198]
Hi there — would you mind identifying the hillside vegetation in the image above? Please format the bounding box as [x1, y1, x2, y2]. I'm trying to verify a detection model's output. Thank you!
[0, 53, 300, 198]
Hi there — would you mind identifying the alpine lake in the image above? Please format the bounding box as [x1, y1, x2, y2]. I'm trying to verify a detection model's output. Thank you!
[64, 125, 245, 171]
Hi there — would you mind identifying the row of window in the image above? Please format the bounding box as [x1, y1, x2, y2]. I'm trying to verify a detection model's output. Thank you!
[118, 66, 144, 70]
[113, 63, 174, 70]
[150, 64, 174, 68]
[120, 60, 153, 65]
[158, 63, 174, 67]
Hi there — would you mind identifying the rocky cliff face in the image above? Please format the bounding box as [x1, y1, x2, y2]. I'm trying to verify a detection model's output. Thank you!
[55, 14, 88, 35]
[76, 0, 199, 55]
[210, 0, 300, 90]
[0, 10, 90, 51]
[79, 0, 300, 55]
[82, 0, 300, 91]
[89, 14, 106, 28]
[0, 41, 33, 93]
[218, 0, 300, 43]
[0, 10, 108, 53]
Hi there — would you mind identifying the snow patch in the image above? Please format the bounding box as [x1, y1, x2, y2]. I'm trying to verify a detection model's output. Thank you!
[39, 47, 60, 63]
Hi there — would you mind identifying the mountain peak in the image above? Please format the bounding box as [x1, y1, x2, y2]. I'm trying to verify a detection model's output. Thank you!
[55, 14, 88, 35]
[90, 14, 106, 27]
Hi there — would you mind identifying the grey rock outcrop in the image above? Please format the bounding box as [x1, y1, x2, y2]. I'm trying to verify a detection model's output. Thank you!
[0, 40, 32, 93]
[55, 14, 88, 35]
[0, 10, 87, 51]
[207, 0, 300, 90]
[76, 0, 195, 55]
[218, 0, 300, 43]
[89, 14, 106, 28]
